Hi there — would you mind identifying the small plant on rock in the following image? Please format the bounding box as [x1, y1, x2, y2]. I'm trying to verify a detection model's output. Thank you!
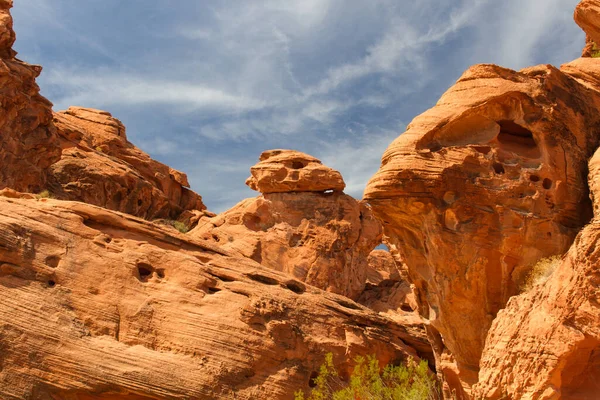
[295, 353, 439, 400]
[36, 190, 53, 199]
[155, 219, 190, 233]
[521, 255, 562, 291]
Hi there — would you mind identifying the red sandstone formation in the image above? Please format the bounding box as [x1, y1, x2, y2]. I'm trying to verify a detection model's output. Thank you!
[246, 149, 345, 194]
[0, 193, 427, 399]
[192, 150, 382, 301]
[50, 106, 205, 219]
[365, 4, 600, 396]
[472, 146, 600, 399]
[0, 0, 204, 220]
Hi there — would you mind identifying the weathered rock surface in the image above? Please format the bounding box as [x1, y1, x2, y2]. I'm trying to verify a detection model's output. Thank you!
[0, 194, 428, 400]
[0, 0, 62, 193]
[246, 149, 345, 194]
[0, 1, 205, 220]
[192, 151, 381, 301]
[473, 146, 600, 399]
[365, 61, 600, 397]
[50, 106, 205, 219]
[576, 0, 600, 51]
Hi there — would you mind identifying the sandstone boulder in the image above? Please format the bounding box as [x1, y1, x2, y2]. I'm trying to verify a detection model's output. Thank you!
[245, 149, 345, 194]
[575, 0, 600, 51]
[0, 194, 428, 400]
[365, 62, 600, 397]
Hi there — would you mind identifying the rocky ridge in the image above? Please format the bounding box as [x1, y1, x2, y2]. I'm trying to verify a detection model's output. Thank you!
[0, 1, 204, 221]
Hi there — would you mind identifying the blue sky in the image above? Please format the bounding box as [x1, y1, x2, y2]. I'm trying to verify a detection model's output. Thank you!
[12, 0, 583, 212]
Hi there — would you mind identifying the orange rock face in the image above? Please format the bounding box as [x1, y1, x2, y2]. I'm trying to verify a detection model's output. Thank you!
[0, 0, 62, 192]
[575, 0, 600, 51]
[0, 1, 204, 220]
[50, 106, 205, 219]
[473, 146, 600, 399]
[246, 149, 345, 194]
[0, 194, 426, 399]
[365, 61, 600, 397]
[192, 151, 381, 301]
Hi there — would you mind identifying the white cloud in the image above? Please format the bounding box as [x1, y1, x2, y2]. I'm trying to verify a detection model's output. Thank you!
[42, 68, 267, 113]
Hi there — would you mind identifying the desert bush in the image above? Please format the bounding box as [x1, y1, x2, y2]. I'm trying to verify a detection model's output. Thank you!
[592, 43, 600, 58]
[295, 353, 439, 400]
[36, 190, 52, 199]
[155, 219, 189, 233]
[521, 255, 562, 291]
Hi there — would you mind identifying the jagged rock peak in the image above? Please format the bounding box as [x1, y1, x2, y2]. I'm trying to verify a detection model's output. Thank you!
[245, 149, 345, 194]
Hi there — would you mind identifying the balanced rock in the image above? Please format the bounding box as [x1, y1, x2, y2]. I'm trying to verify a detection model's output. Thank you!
[0, 194, 426, 399]
[365, 61, 600, 397]
[245, 149, 345, 194]
[193, 151, 380, 300]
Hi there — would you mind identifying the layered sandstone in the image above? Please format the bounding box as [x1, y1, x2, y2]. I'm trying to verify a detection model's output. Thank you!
[365, 62, 600, 397]
[575, 0, 600, 51]
[0, 1, 62, 192]
[473, 147, 600, 399]
[50, 106, 205, 219]
[0, 1, 204, 220]
[246, 149, 345, 194]
[193, 150, 381, 300]
[0, 194, 428, 400]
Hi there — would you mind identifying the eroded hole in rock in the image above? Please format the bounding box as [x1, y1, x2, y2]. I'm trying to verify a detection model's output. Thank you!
[473, 146, 491, 155]
[497, 120, 537, 147]
[309, 371, 319, 388]
[529, 174, 540, 182]
[543, 178, 553, 189]
[137, 199, 143, 207]
[285, 280, 306, 294]
[493, 163, 505, 174]
[401, 304, 414, 312]
[207, 287, 221, 294]
[45, 255, 60, 269]
[247, 274, 279, 285]
[212, 234, 221, 242]
[156, 269, 165, 279]
[136, 263, 153, 282]
[289, 234, 302, 247]
[47, 280, 56, 288]
[207, 271, 236, 282]
[323, 189, 334, 195]
[336, 299, 361, 310]
[291, 161, 306, 169]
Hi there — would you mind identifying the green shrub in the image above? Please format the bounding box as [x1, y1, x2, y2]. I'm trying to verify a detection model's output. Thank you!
[591, 43, 600, 58]
[295, 353, 439, 400]
[155, 219, 190, 233]
[521, 255, 562, 291]
[36, 190, 53, 199]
